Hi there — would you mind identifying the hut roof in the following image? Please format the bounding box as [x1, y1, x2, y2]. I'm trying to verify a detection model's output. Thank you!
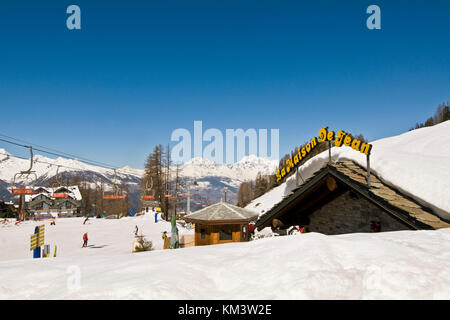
[256, 160, 450, 231]
[184, 201, 258, 224]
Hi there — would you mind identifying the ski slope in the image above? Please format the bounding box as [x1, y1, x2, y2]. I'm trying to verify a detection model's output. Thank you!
[246, 121, 450, 220]
[0, 215, 193, 262]
[0, 216, 449, 299]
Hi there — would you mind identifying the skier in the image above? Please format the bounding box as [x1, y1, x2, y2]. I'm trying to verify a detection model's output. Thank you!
[134, 225, 139, 236]
[82, 232, 88, 247]
[154, 211, 158, 223]
[162, 231, 167, 240]
[83, 217, 89, 225]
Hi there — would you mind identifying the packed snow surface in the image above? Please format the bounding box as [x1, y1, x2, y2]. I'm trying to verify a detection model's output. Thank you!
[0, 214, 192, 261]
[1, 216, 450, 299]
[246, 121, 450, 220]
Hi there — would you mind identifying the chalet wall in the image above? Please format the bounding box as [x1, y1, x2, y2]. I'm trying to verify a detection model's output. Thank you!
[194, 223, 245, 246]
[308, 190, 412, 235]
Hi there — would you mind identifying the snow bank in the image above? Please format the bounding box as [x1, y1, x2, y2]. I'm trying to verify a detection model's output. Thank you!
[247, 121, 450, 220]
[1, 227, 450, 299]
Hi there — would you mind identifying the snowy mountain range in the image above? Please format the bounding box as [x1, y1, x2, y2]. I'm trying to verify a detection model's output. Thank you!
[0, 149, 278, 206]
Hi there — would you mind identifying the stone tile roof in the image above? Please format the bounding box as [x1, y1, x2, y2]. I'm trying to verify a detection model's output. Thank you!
[184, 201, 258, 223]
[330, 161, 450, 229]
[257, 161, 450, 230]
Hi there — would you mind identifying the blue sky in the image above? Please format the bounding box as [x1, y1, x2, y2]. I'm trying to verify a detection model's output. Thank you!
[0, 0, 449, 168]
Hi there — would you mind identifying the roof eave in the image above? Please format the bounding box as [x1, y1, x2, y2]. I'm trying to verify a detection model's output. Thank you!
[184, 216, 258, 225]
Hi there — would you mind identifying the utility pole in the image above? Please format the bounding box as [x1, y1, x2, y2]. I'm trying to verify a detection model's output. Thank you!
[186, 180, 198, 214]
[224, 187, 228, 203]
[187, 181, 191, 214]
[175, 164, 180, 216]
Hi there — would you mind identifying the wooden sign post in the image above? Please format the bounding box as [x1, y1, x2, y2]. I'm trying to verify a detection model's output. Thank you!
[31, 224, 45, 258]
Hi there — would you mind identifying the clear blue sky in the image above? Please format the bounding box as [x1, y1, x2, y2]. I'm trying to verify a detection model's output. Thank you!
[0, 0, 449, 168]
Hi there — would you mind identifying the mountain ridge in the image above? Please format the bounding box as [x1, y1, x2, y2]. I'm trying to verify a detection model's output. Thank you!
[0, 149, 278, 205]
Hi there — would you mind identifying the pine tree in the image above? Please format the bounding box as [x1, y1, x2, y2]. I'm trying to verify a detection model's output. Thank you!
[254, 172, 269, 199]
[143, 145, 170, 219]
[237, 181, 253, 207]
[425, 117, 434, 127]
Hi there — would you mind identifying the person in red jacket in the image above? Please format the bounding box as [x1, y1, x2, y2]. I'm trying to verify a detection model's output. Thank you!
[82, 233, 88, 247]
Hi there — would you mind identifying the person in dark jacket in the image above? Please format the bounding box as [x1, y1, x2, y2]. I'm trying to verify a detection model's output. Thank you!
[82, 233, 88, 247]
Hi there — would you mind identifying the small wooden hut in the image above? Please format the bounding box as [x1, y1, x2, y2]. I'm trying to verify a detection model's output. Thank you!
[184, 200, 258, 246]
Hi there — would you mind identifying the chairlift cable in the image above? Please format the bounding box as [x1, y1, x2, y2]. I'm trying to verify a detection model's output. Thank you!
[0, 136, 139, 176]
[0, 132, 120, 169]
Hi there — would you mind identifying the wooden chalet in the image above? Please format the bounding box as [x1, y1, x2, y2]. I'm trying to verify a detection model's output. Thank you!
[24, 186, 83, 218]
[184, 200, 258, 246]
[256, 161, 450, 234]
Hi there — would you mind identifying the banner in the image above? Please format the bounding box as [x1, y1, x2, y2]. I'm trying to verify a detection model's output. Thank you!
[53, 193, 68, 198]
[12, 188, 34, 195]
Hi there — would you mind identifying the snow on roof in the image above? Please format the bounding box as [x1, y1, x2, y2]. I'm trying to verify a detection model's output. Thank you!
[24, 185, 82, 201]
[33, 187, 51, 193]
[256, 160, 450, 230]
[246, 121, 450, 221]
[185, 200, 258, 222]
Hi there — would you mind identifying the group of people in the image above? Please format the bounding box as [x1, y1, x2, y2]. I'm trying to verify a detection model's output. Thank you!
[1, 219, 21, 226]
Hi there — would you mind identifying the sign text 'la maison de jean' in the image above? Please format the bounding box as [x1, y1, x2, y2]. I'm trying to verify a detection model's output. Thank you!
[275, 127, 373, 183]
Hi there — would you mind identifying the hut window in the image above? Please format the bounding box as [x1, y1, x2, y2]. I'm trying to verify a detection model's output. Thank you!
[200, 228, 206, 239]
[219, 229, 232, 240]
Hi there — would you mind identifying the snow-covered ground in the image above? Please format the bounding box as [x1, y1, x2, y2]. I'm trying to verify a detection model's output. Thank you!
[0, 214, 193, 262]
[246, 121, 450, 220]
[1, 123, 449, 300]
[1, 215, 449, 299]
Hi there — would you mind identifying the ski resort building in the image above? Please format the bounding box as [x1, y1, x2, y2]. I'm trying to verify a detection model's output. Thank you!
[255, 161, 450, 234]
[24, 186, 83, 218]
[184, 201, 258, 246]
[0, 200, 16, 218]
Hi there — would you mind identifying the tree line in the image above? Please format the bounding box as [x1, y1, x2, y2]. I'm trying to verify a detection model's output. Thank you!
[409, 102, 450, 130]
[141, 144, 184, 221]
[46, 174, 131, 217]
[41, 143, 186, 219]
